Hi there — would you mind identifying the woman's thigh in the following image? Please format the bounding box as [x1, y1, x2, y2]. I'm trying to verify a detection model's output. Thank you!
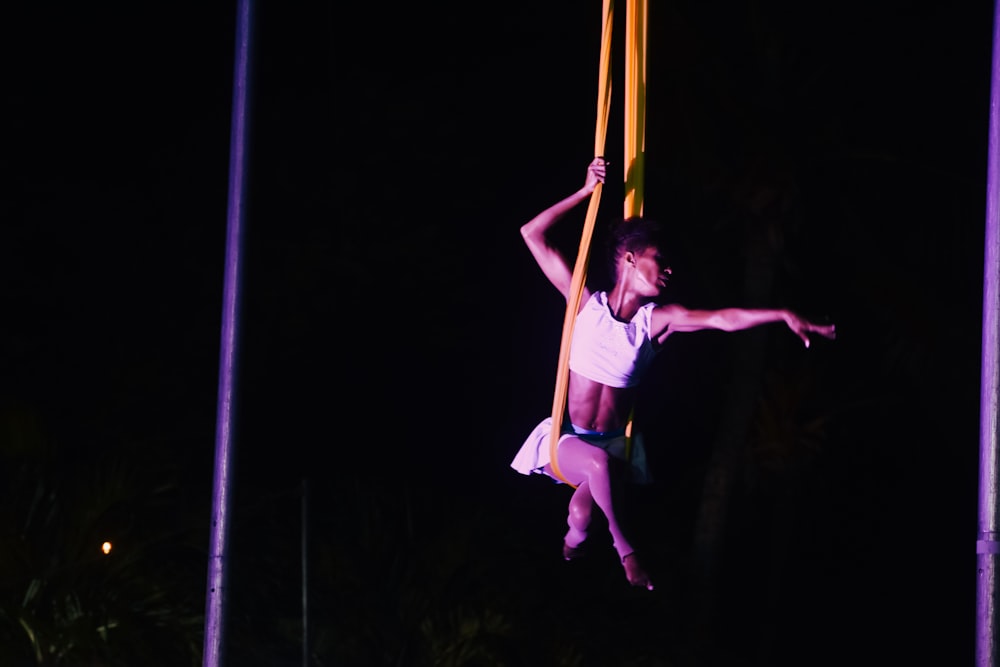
[545, 436, 611, 486]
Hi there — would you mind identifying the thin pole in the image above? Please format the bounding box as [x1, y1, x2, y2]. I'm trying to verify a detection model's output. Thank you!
[301, 478, 309, 667]
[979, 2, 1000, 665]
[203, 2, 254, 665]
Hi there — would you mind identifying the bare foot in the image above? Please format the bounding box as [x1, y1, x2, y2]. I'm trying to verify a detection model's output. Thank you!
[563, 541, 585, 561]
[622, 553, 654, 590]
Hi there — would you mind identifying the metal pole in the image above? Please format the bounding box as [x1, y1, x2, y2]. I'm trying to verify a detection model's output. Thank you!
[979, 2, 1000, 665]
[302, 478, 309, 667]
[204, 2, 254, 665]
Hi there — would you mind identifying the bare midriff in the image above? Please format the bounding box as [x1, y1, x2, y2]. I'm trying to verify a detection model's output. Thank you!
[566, 370, 637, 433]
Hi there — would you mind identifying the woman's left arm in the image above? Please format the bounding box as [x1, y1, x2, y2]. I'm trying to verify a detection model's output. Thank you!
[653, 305, 836, 347]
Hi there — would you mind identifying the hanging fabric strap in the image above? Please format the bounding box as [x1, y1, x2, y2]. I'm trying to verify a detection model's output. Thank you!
[624, 0, 647, 220]
[548, 0, 648, 486]
[622, 0, 647, 464]
[547, 0, 614, 487]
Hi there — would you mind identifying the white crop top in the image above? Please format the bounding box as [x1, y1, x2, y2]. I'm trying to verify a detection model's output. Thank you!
[568, 291, 659, 388]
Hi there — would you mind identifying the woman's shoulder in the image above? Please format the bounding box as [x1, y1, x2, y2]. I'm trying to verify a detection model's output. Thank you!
[574, 287, 601, 314]
[648, 302, 690, 336]
[651, 301, 686, 315]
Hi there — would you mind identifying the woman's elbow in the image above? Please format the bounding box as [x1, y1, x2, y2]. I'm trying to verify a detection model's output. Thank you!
[710, 311, 742, 331]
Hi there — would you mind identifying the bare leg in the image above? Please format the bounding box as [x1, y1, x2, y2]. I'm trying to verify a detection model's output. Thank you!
[563, 481, 593, 559]
[546, 437, 653, 590]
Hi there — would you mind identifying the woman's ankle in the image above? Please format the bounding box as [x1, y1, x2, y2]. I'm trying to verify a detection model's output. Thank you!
[622, 553, 654, 590]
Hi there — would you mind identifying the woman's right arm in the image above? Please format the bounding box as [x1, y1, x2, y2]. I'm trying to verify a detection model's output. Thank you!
[520, 158, 605, 299]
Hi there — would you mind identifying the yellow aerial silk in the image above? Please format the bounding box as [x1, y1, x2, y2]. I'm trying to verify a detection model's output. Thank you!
[624, 0, 646, 220]
[547, 0, 647, 487]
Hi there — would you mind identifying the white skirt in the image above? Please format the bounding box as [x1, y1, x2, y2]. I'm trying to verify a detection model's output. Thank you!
[510, 417, 652, 485]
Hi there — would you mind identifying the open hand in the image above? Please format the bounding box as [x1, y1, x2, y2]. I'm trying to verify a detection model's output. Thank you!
[787, 313, 836, 348]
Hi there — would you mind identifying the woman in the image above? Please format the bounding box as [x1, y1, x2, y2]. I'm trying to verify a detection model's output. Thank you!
[511, 157, 836, 590]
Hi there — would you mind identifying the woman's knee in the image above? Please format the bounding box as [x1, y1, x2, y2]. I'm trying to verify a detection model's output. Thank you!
[585, 448, 611, 476]
[567, 496, 592, 525]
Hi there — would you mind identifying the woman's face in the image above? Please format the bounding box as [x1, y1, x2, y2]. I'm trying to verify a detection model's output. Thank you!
[627, 245, 672, 296]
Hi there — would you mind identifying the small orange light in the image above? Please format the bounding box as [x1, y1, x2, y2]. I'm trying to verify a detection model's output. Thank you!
[101, 542, 112, 555]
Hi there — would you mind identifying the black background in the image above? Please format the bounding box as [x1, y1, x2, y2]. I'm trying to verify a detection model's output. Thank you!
[1, 2, 994, 665]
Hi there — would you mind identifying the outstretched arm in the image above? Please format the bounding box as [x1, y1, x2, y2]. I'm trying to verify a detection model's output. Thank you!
[520, 158, 605, 300]
[653, 305, 836, 348]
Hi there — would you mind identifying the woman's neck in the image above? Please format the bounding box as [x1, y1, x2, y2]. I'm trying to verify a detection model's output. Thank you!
[606, 285, 645, 322]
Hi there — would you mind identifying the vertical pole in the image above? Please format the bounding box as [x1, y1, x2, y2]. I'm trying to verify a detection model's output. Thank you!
[301, 479, 309, 667]
[979, 2, 1000, 665]
[204, 2, 254, 665]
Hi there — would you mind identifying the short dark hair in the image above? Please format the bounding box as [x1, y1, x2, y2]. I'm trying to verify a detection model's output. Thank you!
[605, 216, 668, 280]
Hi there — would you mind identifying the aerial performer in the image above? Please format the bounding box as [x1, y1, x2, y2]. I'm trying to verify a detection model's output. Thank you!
[510, 157, 837, 590]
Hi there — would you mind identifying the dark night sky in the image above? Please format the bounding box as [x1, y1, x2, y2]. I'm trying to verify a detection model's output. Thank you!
[1, 1, 997, 664]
